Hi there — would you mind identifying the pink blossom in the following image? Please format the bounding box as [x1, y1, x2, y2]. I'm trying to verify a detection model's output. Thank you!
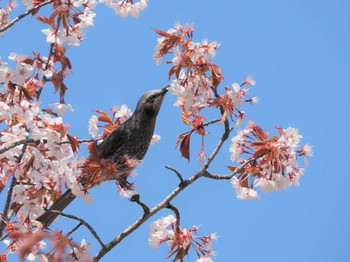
[88, 115, 99, 137]
[114, 104, 132, 123]
[49, 103, 74, 115]
[197, 256, 213, 262]
[150, 134, 161, 146]
[243, 76, 256, 85]
[231, 177, 261, 200]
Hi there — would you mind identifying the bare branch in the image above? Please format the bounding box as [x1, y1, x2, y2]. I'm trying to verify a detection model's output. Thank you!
[167, 203, 180, 232]
[0, 0, 54, 33]
[47, 210, 105, 248]
[65, 222, 83, 237]
[165, 166, 185, 185]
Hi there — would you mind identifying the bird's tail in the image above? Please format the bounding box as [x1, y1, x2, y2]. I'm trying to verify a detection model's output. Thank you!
[36, 189, 76, 228]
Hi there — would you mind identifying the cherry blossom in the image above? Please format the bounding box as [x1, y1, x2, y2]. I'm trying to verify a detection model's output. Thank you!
[149, 215, 217, 261]
[49, 103, 74, 115]
[88, 115, 99, 137]
[100, 0, 148, 18]
[228, 123, 312, 199]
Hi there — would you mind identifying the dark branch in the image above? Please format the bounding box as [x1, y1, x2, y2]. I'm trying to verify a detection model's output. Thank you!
[130, 194, 150, 214]
[0, 0, 54, 33]
[165, 166, 185, 186]
[65, 222, 83, 237]
[47, 210, 105, 248]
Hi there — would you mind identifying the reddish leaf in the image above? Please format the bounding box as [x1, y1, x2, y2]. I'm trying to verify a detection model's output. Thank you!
[95, 110, 113, 124]
[87, 141, 100, 162]
[153, 28, 174, 38]
[181, 110, 191, 125]
[66, 133, 80, 153]
[227, 165, 237, 172]
[252, 148, 269, 159]
[211, 63, 223, 87]
[168, 64, 181, 80]
[250, 141, 267, 147]
[63, 56, 72, 70]
[37, 15, 49, 24]
[176, 131, 193, 161]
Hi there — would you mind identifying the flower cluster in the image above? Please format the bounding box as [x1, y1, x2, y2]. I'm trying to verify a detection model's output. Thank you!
[149, 215, 217, 262]
[0, 94, 85, 222]
[39, 0, 98, 46]
[100, 0, 148, 18]
[0, 1, 14, 36]
[2, 222, 91, 261]
[154, 23, 258, 161]
[229, 122, 313, 200]
[1, 46, 72, 102]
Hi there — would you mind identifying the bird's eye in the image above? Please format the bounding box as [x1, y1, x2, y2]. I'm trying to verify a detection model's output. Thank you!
[148, 94, 158, 102]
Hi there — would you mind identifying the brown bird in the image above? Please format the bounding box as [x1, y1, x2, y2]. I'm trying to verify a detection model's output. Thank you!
[37, 87, 168, 227]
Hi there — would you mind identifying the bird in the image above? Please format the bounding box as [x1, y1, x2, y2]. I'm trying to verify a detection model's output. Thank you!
[36, 87, 168, 227]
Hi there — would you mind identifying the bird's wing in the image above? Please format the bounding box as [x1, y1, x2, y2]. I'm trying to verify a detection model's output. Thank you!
[97, 122, 131, 159]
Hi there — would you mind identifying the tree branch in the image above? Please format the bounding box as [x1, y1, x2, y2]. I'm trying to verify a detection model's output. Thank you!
[93, 122, 234, 261]
[0, 0, 54, 33]
[0, 138, 93, 155]
[165, 165, 185, 185]
[130, 194, 150, 214]
[65, 222, 83, 237]
[47, 210, 105, 249]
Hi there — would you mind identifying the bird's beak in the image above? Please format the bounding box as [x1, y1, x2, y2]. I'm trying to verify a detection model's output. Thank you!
[161, 85, 169, 94]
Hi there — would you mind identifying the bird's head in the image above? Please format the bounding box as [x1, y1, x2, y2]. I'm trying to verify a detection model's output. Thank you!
[135, 86, 168, 116]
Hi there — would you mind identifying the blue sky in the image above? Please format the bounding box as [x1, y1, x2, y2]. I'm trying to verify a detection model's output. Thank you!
[1, 0, 350, 261]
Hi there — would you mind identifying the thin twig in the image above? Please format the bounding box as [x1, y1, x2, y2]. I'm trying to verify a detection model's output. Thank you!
[65, 222, 83, 237]
[48, 210, 105, 248]
[167, 203, 180, 232]
[59, 139, 95, 145]
[165, 166, 185, 185]
[0, 0, 54, 33]
[130, 194, 150, 214]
